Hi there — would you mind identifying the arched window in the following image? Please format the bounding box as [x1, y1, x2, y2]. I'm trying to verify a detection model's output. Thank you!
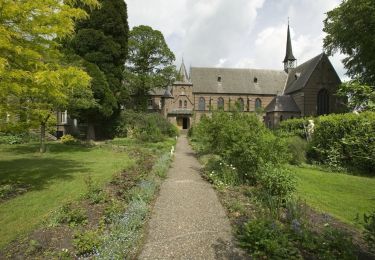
[255, 98, 262, 109]
[237, 98, 244, 111]
[317, 88, 329, 115]
[179, 100, 182, 108]
[184, 100, 187, 108]
[218, 97, 224, 110]
[199, 97, 205, 111]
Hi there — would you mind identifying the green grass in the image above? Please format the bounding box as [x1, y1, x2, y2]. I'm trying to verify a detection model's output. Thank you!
[291, 165, 375, 226]
[0, 142, 133, 249]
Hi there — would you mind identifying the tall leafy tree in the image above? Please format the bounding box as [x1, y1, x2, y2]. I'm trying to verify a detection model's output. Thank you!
[125, 25, 176, 110]
[323, 0, 375, 85]
[0, 0, 99, 152]
[67, 0, 129, 139]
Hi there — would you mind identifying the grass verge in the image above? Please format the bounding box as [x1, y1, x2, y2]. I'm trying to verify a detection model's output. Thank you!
[0, 142, 132, 248]
[291, 165, 375, 226]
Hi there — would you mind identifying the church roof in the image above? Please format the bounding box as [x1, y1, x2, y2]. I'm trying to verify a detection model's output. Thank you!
[283, 24, 296, 63]
[190, 67, 287, 95]
[284, 53, 325, 94]
[265, 95, 300, 112]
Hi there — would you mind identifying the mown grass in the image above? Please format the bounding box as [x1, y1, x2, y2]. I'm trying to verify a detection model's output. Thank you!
[291, 165, 375, 226]
[0, 142, 133, 249]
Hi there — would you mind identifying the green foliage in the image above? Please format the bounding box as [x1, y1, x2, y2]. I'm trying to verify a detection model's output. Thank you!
[239, 219, 302, 259]
[73, 230, 101, 257]
[125, 25, 176, 109]
[115, 110, 178, 142]
[60, 134, 78, 145]
[50, 203, 87, 227]
[191, 112, 288, 184]
[205, 157, 240, 187]
[284, 136, 308, 165]
[0, 0, 98, 150]
[323, 0, 375, 85]
[66, 0, 129, 139]
[257, 165, 296, 202]
[0, 133, 23, 145]
[152, 153, 173, 179]
[97, 198, 148, 259]
[338, 80, 375, 112]
[310, 112, 375, 174]
[277, 118, 311, 138]
[363, 211, 375, 253]
[84, 174, 107, 204]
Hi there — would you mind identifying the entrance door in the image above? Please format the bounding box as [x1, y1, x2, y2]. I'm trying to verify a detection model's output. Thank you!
[183, 117, 189, 129]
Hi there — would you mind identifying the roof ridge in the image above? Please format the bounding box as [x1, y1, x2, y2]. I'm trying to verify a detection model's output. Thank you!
[191, 67, 285, 72]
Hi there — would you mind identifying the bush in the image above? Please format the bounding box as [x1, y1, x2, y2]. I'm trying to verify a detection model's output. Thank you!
[284, 136, 308, 165]
[310, 112, 375, 174]
[115, 111, 178, 142]
[257, 165, 296, 201]
[60, 134, 78, 145]
[205, 157, 240, 187]
[191, 112, 288, 184]
[277, 118, 312, 138]
[239, 219, 302, 259]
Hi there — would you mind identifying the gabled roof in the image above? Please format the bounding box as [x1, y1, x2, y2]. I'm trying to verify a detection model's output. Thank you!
[284, 53, 325, 94]
[190, 67, 287, 95]
[148, 87, 169, 96]
[283, 24, 296, 63]
[265, 95, 300, 113]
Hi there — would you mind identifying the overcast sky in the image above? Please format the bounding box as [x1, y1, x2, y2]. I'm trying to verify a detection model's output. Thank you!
[126, 0, 347, 80]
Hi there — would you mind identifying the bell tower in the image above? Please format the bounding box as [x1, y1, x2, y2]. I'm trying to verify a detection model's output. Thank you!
[283, 21, 297, 73]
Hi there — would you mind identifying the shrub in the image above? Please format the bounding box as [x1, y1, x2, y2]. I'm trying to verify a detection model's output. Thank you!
[284, 136, 308, 165]
[277, 118, 312, 138]
[239, 219, 302, 259]
[73, 230, 101, 257]
[257, 165, 296, 201]
[60, 134, 78, 145]
[0, 133, 24, 144]
[115, 111, 178, 142]
[191, 112, 289, 184]
[205, 157, 240, 187]
[310, 112, 375, 174]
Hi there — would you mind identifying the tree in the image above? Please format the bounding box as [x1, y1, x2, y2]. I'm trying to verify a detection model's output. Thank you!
[125, 25, 176, 110]
[323, 0, 375, 85]
[338, 80, 375, 112]
[66, 0, 129, 139]
[0, 0, 99, 152]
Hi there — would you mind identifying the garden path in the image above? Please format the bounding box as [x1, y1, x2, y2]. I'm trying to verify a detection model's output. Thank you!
[139, 135, 245, 259]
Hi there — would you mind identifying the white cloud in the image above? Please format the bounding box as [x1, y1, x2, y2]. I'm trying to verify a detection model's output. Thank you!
[126, 0, 347, 79]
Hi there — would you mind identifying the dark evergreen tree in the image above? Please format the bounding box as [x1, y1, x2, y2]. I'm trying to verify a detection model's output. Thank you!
[66, 0, 129, 139]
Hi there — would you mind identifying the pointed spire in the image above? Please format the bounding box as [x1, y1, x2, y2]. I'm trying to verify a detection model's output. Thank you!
[178, 57, 189, 82]
[283, 20, 297, 72]
[284, 21, 296, 63]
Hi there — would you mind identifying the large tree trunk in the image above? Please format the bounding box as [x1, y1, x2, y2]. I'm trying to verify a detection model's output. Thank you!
[87, 121, 96, 141]
[40, 123, 46, 153]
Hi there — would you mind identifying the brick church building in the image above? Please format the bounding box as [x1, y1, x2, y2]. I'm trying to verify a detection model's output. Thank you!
[148, 24, 343, 130]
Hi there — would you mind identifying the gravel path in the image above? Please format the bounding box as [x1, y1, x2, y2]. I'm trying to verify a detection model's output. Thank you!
[139, 135, 245, 260]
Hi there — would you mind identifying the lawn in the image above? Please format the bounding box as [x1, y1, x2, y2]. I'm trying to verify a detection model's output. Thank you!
[291, 166, 375, 226]
[0, 142, 133, 249]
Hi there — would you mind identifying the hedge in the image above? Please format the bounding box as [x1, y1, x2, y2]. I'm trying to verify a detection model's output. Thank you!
[309, 112, 375, 174]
